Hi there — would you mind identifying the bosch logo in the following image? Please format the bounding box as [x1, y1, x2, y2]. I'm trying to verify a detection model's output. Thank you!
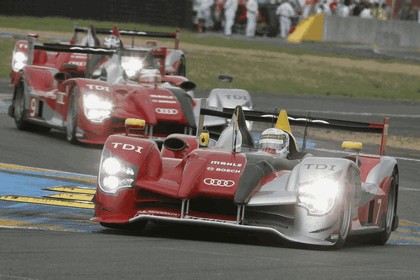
[155, 108, 178, 115]
[203, 178, 235, 187]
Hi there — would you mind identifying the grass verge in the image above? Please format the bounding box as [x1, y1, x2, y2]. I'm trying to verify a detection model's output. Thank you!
[1, 16, 420, 100]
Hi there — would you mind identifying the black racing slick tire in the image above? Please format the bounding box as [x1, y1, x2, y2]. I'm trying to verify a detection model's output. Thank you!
[66, 88, 79, 144]
[178, 56, 186, 77]
[368, 171, 398, 245]
[13, 83, 31, 130]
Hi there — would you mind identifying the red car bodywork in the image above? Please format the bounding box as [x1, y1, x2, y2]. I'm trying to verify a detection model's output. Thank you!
[9, 32, 195, 144]
[92, 106, 399, 248]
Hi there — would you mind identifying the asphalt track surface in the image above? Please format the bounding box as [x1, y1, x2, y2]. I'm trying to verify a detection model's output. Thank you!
[1, 39, 420, 278]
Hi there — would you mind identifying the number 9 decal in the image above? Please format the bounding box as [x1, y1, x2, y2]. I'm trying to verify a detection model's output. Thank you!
[29, 97, 37, 117]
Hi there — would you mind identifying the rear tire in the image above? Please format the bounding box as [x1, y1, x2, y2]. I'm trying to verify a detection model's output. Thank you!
[66, 87, 79, 144]
[368, 171, 398, 245]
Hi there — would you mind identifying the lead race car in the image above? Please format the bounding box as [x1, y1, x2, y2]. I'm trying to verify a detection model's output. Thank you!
[8, 28, 197, 144]
[92, 105, 399, 249]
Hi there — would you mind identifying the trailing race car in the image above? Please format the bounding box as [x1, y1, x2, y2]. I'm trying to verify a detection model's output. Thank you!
[8, 33, 196, 144]
[72, 24, 186, 77]
[92, 105, 399, 249]
[193, 74, 254, 137]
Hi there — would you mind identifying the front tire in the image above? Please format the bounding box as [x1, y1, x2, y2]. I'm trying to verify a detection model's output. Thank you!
[66, 87, 79, 144]
[13, 83, 31, 130]
[368, 171, 398, 245]
[333, 193, 352, 249]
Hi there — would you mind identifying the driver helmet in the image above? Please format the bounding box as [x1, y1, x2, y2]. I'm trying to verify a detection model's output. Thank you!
[258, 128, 289, 157]
[103, 35, 121, 48]
[138, 68, 162, 84]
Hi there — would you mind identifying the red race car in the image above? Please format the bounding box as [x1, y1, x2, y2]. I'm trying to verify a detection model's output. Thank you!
[92, 105, 399, 249]
[71, 24, 186, 77]
[8, 28, 196, 144]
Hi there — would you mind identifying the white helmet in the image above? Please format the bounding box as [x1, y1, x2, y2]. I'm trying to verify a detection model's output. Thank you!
[103, 35, 121, 48]
[138, 68, 162, 84]
[258, 128, 289, 157]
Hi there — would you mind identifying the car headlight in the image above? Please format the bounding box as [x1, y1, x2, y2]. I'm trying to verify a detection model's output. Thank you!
[99, 157, 137, 194]
[298, 178, 339, 215]
[12, 51, 28, 72]
[122, 57, 143, 79]
[83, 94, 113, 123]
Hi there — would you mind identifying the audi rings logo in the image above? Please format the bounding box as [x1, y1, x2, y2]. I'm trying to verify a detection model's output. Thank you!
[203, 178, 235, 187]
[155, 108, 178, 115]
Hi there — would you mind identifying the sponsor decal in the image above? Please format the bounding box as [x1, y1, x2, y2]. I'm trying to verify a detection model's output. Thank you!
[186, 216, 235, 224]
[68, 61, 86, 67]
[151, 100, 177, 104]
[86, 84, 110, 92]
[111, 142, 143, 154]
[209, 161, 242, 168]
[150, 95, 174, 99]
[304, 164, 336, 171]
[224, 95, 248, 101]
[206, 167, 241, 173]
[28, 97, 37, 117]
[137, 210, 178, 217]
[203, 178, 235, 187]
[70, 53, 88, 59]
[155, 108, 178, 115]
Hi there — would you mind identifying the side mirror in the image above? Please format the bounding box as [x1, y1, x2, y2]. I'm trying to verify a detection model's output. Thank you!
[54, 72, 71, 82]
[218, 74, 233, 83]
[179, 81, 196, 91]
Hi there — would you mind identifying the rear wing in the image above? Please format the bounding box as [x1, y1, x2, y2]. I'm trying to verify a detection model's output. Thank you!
[199, 106, 389, 156]
[73, 25, 180, 49]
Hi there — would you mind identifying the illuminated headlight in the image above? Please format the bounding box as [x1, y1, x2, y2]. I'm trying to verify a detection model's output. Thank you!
[122, 57, 143, 79]
[99, 157, 137, 194]
[12, 51, 27, 72]
[83, 94, 113, 122]
[298, 178, 339, 215]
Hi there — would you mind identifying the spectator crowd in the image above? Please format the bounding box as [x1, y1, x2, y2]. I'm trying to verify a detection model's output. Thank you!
[192, 0, 420, 38]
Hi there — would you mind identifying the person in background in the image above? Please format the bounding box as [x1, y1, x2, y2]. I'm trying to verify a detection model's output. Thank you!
[276, 0, 296, 39]
[224, 0, 239, 35]
[337, 0, 350, 17]
[302, 0, 318, 18]
[246, 0, 259, 37]
[360, 2, 373, 18]
[315, 0, 332, 15]
[352, 0, 364, 16]
[193, 0, 215, 32]
[329, 0, 338, 14]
